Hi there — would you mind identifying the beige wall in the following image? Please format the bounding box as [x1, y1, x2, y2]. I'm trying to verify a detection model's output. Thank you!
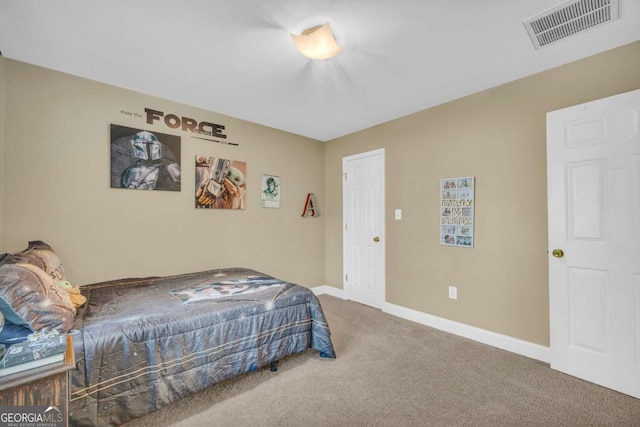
[1, 60, 325, 287]
[324, 41, 640, 346]
[0, 56, 5, 243]
[3, 42, 640, 349]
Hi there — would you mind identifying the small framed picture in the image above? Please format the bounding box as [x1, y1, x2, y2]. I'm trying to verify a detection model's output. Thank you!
[261, 175, 280, 208]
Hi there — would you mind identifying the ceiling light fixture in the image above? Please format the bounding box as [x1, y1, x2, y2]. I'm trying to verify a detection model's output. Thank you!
[290, 22, 342, 60]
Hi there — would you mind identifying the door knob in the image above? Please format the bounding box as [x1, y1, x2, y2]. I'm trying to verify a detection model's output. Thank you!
[373, 236, 380, 242]
[552, 249, 564, 258]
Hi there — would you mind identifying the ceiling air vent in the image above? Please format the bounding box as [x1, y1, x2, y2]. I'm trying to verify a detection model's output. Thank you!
[523, 0, 619, 49]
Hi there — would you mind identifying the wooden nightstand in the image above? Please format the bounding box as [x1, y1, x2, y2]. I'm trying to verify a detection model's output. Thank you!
[0, 335, 75, 426]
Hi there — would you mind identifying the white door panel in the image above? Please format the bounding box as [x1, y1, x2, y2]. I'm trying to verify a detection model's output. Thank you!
[567, 159, 606, 241]
[547, 88, 640, 398]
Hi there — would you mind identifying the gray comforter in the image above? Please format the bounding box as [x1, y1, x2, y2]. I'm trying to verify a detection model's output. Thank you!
[68, 267, 335, 426]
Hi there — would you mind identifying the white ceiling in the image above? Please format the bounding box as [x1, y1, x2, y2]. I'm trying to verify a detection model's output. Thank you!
[1, 0, 639, 141]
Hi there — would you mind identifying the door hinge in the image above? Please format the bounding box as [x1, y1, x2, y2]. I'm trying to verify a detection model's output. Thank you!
[345, 274, 348, 281]
[343, 172, 347, 181]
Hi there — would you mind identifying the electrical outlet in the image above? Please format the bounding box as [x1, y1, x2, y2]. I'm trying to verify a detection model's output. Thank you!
[448, 286, 458, 300]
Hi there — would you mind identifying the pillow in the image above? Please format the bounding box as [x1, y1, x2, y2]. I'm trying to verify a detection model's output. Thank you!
[0, 262, 75, 332]
[0, 252, 47, 271]
[14, 240, 66, 281]
[22, 240, 64, 280]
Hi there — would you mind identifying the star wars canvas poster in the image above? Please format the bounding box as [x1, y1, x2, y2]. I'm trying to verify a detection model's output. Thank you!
[110, 124, 181, 191]
[195, 155, 246, 209]
[440, 176, 474, 248]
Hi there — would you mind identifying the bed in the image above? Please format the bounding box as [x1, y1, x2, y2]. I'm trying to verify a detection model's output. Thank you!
[68, 267, 335, 426]
[0, 243, 335, 426]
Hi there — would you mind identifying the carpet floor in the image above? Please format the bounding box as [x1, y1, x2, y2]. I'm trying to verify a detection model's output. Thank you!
[125, 295, 640, 426]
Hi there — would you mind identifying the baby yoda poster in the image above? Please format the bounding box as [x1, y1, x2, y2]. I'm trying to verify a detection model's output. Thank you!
[195, 155, 246, 209]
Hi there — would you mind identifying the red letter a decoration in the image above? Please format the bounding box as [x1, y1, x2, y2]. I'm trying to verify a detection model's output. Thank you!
[301, 193, 319, 217]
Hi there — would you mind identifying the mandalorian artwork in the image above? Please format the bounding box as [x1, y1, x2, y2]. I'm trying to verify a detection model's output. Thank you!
[110, 124, 181, 191]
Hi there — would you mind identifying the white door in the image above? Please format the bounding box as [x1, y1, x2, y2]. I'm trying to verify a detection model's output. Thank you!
[343, 149, 385, 309]
[547, 88, 640, 398]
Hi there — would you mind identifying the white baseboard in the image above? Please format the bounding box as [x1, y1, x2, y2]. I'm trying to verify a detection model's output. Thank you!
[311, 286, 550, 363]
[311, 285, 345, 299]
[383, 302, 550, 363]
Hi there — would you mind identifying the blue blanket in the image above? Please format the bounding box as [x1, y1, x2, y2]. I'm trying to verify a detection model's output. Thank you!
[69, 268, 335, 426]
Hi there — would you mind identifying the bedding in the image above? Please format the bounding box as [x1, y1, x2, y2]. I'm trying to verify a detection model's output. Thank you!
[68, 267, 335, 426]
[0, 315, 31, 345]
[0, 261, 76, 331]
[2, 240, 66, 281]
[0, 241, 74, 332]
